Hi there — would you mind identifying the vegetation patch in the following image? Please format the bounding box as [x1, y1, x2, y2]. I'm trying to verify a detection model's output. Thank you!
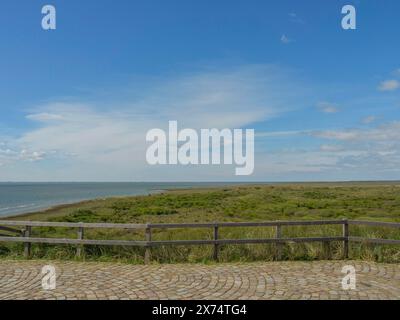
[1, 183, 400, 263]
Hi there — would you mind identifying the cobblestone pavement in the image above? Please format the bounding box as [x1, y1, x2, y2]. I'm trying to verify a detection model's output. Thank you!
[0, 260, 399, 300]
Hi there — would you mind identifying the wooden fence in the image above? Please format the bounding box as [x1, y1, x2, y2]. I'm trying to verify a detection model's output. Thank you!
[0, 219, 399, 263]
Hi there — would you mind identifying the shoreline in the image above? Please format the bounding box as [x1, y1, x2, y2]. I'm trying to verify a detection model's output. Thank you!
[0, 190, 167, 220]
[0, 183, 238, 220]
[0, 182, 249, 220]
[2, 180, 400, 220]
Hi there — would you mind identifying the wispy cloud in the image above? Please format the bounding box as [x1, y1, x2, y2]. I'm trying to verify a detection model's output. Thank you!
[280, 34, 293, 44]
[143, 65, 297, 129]
[256, 130, 306, 138]
[311, 121, 400, 142]
[319, 144, 344, 152]
[2, 63, 399, 181]
[316, 102, 339, 114]
[253, 121, 400, 179]
[0, 65, 308, 181]
[26, 112, 65, 122]
[361, 115, 377, 124]
[0, 146, 46, 166]
[378, 79, 400, 91]
[288, 12, 305, 24]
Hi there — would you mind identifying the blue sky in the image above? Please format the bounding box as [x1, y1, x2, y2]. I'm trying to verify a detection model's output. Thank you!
[1, 0, 400, 181]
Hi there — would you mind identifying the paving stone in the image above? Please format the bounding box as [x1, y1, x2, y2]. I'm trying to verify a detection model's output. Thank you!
[0, 260, 399, 300]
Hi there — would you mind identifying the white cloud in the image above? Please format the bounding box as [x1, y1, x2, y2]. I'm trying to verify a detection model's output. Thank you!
[253, 122, 400, 179]
[319, 144, 344, 152]
[312, 130, 359, 140]
[280, 34, 293, 44]
[311, 121, 400, 142]
[288, 12, 305, 24]
[145, 65, 294, 128]
[361, 115, 376, 124]
[378, 80, 400, 91]
[251, 122, 400, 179]
[0, 65, 307, 181]
[316, 102, 339, 114]
[19, 104, 150, 164]
[26, 113, 64, 122]
[256, 130, 305, 138]
[19, 150, 46, 161]
[259, 151, 339, 173]
[3, 64, 399, 182]
[0, 146, 46, 166]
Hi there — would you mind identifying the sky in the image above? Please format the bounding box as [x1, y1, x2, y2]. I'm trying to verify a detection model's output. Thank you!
[1, 0, 400, 182]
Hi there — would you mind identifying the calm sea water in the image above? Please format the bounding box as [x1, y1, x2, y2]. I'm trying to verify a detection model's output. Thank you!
[0, 182, 236, 217]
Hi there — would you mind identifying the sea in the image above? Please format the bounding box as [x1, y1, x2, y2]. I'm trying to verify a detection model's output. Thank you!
[0, 182, 240, 217]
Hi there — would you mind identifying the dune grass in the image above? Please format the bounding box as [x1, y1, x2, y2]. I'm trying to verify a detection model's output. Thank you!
[1, 183, 400, 263]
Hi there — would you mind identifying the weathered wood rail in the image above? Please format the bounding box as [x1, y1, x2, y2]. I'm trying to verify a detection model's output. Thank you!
[0, 219, 399, 263]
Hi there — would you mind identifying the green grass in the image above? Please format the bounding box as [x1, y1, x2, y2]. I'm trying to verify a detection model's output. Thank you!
[1, 182, 400, 263]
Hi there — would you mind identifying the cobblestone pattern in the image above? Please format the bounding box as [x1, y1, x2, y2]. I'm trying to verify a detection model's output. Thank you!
[0, 260, 399, 300]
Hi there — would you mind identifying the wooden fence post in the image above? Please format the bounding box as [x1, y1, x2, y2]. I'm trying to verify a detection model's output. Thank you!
[23, 226, 32, 258]
[76, 226, 84, 258]
[213, 225, 219, 261]
[144, 224, 152, 264]
[276, 225, 282, 260]
[343, 220, 349, 259]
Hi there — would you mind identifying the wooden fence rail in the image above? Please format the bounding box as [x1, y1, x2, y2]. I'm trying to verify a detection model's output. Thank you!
[0, 219, 399, 262]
